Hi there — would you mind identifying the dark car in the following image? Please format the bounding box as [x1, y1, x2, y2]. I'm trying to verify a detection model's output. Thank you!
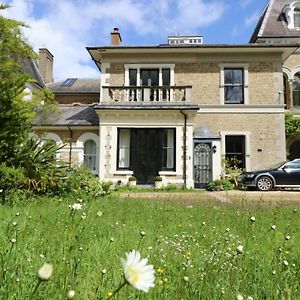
[237, 159, 300, 191]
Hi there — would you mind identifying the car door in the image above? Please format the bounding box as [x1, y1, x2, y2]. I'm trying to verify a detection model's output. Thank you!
[274, 161, 300, 185]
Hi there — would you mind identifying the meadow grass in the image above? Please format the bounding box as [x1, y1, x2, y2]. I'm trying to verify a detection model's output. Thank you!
[0, 193, 300, 299]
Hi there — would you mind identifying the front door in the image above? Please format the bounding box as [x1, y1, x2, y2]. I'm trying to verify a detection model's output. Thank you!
[131, 129, 159, 184]
[194, 143, 212, 188]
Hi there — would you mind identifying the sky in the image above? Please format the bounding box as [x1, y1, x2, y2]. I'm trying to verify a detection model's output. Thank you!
[2, 0, 267, 81]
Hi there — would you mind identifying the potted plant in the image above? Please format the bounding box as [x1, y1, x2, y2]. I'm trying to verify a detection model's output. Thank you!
[154, 176, 163, 189]
[128, 176, 136, 188]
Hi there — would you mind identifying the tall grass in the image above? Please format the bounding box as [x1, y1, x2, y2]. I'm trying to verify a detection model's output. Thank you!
[0, 195, 299, 299]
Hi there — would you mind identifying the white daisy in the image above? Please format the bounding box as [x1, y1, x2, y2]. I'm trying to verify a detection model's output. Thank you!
[38, 263, 53, 281]
[71, 203, 82, 210]
[121, 250, 155, 292]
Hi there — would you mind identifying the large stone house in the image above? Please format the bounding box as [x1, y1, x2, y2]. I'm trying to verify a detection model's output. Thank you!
[33, 24, 297, 188]
[251, 0, 300, 160]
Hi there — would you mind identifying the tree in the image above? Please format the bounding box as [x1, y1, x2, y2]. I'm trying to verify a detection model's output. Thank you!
[0, 5, 56, 165]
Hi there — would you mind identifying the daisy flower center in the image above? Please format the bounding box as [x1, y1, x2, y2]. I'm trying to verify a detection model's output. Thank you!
[127, 268, 139, 283]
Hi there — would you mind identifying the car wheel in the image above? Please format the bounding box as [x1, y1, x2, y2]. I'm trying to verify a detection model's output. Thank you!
[256, 176, 273, 191]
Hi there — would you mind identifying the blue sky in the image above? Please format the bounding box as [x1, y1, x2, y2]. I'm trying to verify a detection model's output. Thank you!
[3, 0, 267, 80]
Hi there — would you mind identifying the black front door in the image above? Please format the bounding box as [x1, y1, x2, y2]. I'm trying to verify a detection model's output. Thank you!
[194, 142, 212, 188]
[131, 129, 159, 184]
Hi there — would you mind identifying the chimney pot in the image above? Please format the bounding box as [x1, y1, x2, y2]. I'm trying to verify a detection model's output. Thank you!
[111, 27, 122, 46]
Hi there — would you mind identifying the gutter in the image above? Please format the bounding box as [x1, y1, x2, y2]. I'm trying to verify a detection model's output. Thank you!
[180, 110, 187, 189]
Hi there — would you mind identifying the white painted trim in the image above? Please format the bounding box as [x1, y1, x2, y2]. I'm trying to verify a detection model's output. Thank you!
[283, 67, 292, 80]
[100, 63, 110, 102]
[198, 105, 285, 114]
[283, 1, 300, 29]
[43, 132, 63, 145]
[291, 66, 300, 77]
[219, 63, 249, 105]
[220, 131, 251, 171]
[76, 132, 100, 175]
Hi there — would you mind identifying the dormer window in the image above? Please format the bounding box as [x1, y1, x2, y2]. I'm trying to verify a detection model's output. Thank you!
[283, 1, 300, 29]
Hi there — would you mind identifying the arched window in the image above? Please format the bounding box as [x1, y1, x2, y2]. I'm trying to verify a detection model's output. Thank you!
[283, 2, 300, 29]
[83, 140, 97, 174]
[293, 73, 300, 107]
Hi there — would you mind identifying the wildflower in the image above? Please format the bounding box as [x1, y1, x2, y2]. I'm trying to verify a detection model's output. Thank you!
[38, 263, 53, 281]
[271, 225, 276, 230]
[247, 297, 254, 300]
[71, 203, 82, 210]
[102, 269, 107, 274]
[283, 260, 289, 267]
[11, 238, 16, 243]
[183, 276, 189, 282]
[107, 291, 113, 297]
[236, 294, 244, 300]
[110, 238, 114, 243]
[97, 211, 103, 217]
[39, 254, 45, 259]
[13, 222, 17, 226]
[250, 216, 256, 223]
[121, 250, 155, 292]
[158, 279, 164, 285]
[285, 235, 290, 240]
[67, 290, 76, 299]
[16, 212, 20, 216]
[202, 222, 206, 226]
[157, 268, 164, 274]
[272, 270, 276, 275]
[140, 230, 146, 237]
[236, 245, 244, 255]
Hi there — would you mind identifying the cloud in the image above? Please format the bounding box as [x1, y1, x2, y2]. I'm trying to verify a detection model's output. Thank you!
[245, 10, 260, 27]
[3, 0, 226, 81]
[240, 0, 253, 8]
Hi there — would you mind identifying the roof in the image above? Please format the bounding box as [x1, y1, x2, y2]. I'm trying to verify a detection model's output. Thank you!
[33, 104, 99, 126]
[47, 78, 100, 94]
[250, 0, 300, 42]
[21, 57, 46, 88]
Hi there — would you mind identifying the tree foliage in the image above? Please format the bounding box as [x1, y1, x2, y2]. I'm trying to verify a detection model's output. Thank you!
[285, 113, 300, 137]
[0, 5, 57, 165]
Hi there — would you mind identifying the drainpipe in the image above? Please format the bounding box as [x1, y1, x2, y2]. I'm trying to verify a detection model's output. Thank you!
[180, 110, 187, 189]
[67, 125, 73, 169]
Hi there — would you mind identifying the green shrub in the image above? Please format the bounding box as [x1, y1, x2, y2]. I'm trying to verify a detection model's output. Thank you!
[155, 176, 162, 181]
[128, 176, 136, 181]
[207, 179, 234, 191]
[0, 164, 26, 190]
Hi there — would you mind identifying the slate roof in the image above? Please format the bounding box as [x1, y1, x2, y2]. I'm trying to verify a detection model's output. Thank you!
[33, 104, 99, 126]
[47, 78, 100, 94]
[21, 57, 46, 88]
[250, 0, 300, 42]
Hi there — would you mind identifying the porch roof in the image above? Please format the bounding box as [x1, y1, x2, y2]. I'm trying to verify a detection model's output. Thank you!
[94, 103, 199, 111]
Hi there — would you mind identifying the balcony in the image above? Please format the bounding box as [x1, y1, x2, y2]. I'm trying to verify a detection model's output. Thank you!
[101, 86, 192, 103]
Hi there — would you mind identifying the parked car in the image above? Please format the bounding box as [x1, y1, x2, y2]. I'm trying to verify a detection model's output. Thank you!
[237, 159, 300, 191]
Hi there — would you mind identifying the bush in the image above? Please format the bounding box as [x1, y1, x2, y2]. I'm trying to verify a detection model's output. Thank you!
[207, 179, 234, 191]
[0, 164, 27, 190]
[128, 176, 136, 181]
[155, 176, 162, 181]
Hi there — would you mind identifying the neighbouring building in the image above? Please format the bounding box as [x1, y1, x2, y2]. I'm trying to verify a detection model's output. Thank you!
[251, 0, 300, 160]
[33, 24, 297, 188]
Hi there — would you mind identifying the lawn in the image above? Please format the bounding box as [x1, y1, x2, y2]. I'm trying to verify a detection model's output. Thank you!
[1, 192, 299, 299]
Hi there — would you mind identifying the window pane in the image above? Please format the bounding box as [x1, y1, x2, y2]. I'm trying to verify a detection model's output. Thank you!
[162, 69, 170, 86]
[225, 135, 245, 169]
[295, 12, 300, 27]
[225, 86, 243, 103]
[118, 129, 130, 168]
[224, 69, 233, 84]
[140, 69, 159, 86]
[293, 74, 300, 106]
[162, 129, 175, 170]
[129, 69, 137, 85]
[84, 140, 96, 172]
[233, 69, 243, 84]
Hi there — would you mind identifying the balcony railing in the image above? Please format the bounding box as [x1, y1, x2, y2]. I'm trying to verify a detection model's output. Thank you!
[101, 86, 192, 103]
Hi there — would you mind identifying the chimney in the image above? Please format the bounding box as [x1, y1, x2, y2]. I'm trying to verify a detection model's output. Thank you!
[111, 27, 122, 46]
[38, 48, 54, 83]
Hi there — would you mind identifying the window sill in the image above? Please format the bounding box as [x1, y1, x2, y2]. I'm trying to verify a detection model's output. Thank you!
[159, 171, 177, 176]
[114, 170, 133, 175]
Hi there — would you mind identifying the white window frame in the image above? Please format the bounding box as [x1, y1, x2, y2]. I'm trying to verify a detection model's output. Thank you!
[219, 63, 249, 105]
[76, 132, 99, 175]
[220, 131, 251, 171]
[284, 1, 300, 29]
[124, 64, 175, 87]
